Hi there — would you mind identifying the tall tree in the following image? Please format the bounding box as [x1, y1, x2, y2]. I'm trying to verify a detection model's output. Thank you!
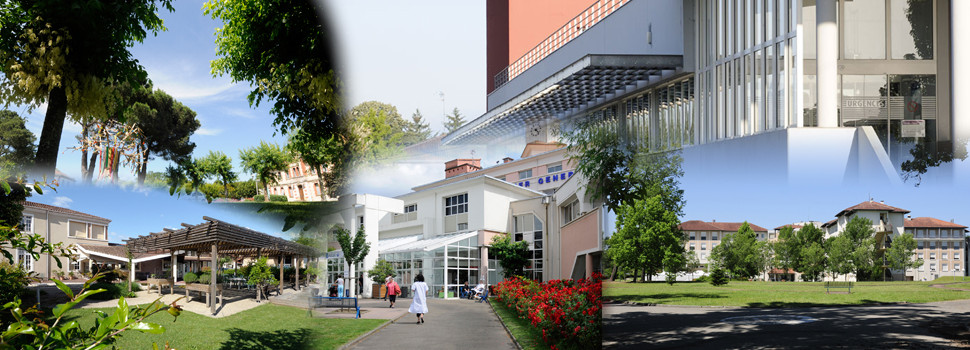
[239, 141, 292, 201]
[443, 107, 465, 134]
[333, 225, 370, 298]
[198, 151, 236, 198]
[826, 217, 879, 281]
[401, 109, 433, 146]
[795, 223, 826, 281]
[0, 0, 174, 176]
[490, 234, 531, 279]
[772, 226, 800, 274]
[204, 0, 340, 141]
[606, 195, 684, 282]
[0, 110, 36, 176]
[353, 109, 405, 167]
[710, 222, 768, 280]
[885, 233, 922, 280]
[127, 89, 200, 185]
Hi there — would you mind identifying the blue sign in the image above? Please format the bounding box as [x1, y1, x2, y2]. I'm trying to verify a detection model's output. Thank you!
[519, 171, 573, 188]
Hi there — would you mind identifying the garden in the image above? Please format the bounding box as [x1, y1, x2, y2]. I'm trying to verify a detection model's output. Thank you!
[492, 273, 603, 350]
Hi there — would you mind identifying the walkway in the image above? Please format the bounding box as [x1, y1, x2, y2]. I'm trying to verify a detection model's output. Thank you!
[348, 298, 516, 350]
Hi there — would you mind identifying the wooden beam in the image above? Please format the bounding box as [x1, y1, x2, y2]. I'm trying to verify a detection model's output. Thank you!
[211, 243, 218, 315]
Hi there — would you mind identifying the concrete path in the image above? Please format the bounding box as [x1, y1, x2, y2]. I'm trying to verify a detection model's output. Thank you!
[349, 298, 516, 350]
[604, 300, 970, 349]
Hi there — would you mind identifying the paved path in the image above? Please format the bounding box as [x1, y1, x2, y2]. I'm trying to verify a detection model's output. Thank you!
[349, 298, 516, 350]
[604, 300, 970, 349]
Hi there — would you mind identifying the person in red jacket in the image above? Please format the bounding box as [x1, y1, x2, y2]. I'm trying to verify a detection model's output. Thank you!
[386, 275, 402, 308]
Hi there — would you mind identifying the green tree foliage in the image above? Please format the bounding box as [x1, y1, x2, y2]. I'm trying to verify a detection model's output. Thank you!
[230, 179, 258, 199]
[352, 108, 405, 167]
[885, 233, 922, 275]
[0, 110, 36, 176]
[333, 225, 371, 297]
[709, 267, 728, 286]
[401, 109, 433, 145]
[204, 0, 340, 141]
[165, 157, 208, 201]
[0, 0, 174, 176]
[288, 128, 353, 198]
[772, 226, 799, 273]
[247, 257, 278, 302]
[442, 107, 465, 134]
[239, 141, 292, 200]
[198, 150, 236, 198]
[710, 222, 767, 280]
[490, 234, 530, 279]
[606, 196, 684, 282]
[126, 88, 200, 185]
[796, 223, 826, 281]
[826, 217, 880, 281]
[367, 259, 395, 283]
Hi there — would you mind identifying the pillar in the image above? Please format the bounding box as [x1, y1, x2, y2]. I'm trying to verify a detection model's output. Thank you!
[480, 246, 489, 285]
[279, 254, 284, 295]
[210, 243, 218, 315]
[294, 256, 300, 291]
[171, 251, 178, 282]
[954, 1, 970, 161]
[816, 0, 838, 127]
[585, 254, 594, 280]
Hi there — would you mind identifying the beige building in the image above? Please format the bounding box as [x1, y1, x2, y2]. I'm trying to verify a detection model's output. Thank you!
[266, 159, 333, 202]
[678, 220, 769, 270]
[14, 201, 111, 279]
[905, 216, 968, 281]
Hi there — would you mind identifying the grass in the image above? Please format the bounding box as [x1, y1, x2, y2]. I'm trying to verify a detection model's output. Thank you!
[490, 301, 547, 350]
[60, 303, 386, 350]
[605, 280, 970, 307]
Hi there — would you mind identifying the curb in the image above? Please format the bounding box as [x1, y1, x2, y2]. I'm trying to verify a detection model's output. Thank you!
[338, 311, 409, 350]
[488, 301, 523, 350]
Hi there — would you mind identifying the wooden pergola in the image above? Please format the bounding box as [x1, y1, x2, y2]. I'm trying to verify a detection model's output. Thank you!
[125, 216, 319, 315]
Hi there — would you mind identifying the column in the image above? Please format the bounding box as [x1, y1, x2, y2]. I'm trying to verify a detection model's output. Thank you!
[279, 254, 285, 295]
[294, 256, 300, 291]
[171, 251, 178, 282]
[816, 0, 838, 127]
[210, 244, 218, 315]
[585, 254, 594, 280]
[954, 1, 970, 160]
[480, 246, 489, 284]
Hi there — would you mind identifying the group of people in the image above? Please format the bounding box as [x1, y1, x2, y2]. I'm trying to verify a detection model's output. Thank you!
[461, 279, 487, 300]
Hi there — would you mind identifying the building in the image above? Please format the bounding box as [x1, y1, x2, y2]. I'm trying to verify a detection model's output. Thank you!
[441, 0, 968, 185]
[265, 159, 333, 202]
[904, 216, 968, 281]
[820, 200, 909, 280]
[679, 220, 769, 270]
[13, 201, 112, 279]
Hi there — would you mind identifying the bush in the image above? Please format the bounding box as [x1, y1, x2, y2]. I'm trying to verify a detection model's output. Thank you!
[253, 195, 266, 202]
[493, 274, 602, 349]
[198, 273, 211, 284]
[710, 267, 728, 286]
[183, 272, 198, 284]
[88, 282, 139, 300]
[269, 194, 288, 202]
[694, 275, 711, 282]
[0, 261, 32, 306]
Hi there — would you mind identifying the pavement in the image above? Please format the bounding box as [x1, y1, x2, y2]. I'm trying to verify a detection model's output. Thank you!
[347, 298, 517, 350]
[603, 300, 970, 349]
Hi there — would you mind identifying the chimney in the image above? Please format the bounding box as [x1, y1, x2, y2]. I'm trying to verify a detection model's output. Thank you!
[907, 215, 912, 219]
[444, 159, 482, 178]
[880, 200, 885, 204]
[503, 157, 514, 163]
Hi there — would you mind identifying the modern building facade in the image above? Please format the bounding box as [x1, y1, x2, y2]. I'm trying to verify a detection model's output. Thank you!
[443, 0, 968, 184]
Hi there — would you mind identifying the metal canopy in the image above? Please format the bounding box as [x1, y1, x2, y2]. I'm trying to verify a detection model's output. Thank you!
[124, 216, 317, 257]
[443, 54, 683, 145]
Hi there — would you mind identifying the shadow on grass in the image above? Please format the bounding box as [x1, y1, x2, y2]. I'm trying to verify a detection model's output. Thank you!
[218, 327, 312, 350]
[609, 293, 726, 302]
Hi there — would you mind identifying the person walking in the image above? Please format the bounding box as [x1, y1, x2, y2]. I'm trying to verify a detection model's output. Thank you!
[409, 274, 429, 324]
[336, 274, 344, 298]
[383, 276, 391, 301]
[386, 276, 401, 308]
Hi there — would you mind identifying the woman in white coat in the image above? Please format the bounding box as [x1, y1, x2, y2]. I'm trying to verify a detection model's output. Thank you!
[409, 273, 429, 324]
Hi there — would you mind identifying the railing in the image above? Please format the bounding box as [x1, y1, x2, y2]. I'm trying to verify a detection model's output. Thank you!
[493, 0, 630, 89]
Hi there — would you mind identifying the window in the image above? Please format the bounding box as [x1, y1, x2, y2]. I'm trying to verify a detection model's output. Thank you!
[844, 0, 886, 59]
[918, 253, 924, 260]
[918, 229, 925, 237]
[941, 230, 950, 238]
[943, 264, 949, 272]
[498, 176, 506, 182]
[918, 240, 924, 249]
[71, 260, 80, 271]
[701, 243, 707, 251]
[20, 215, 32, 233]
[930, 241, 936, 249]
[404, 204, 417, 213]
[690, 243, 695, 251]
[712, 232, 719, 240]
[930, 263, 936, 271]
[956, 253, 961, 260]
[957, 264, 962, 272]
[943, 253, 948, 260]
[518, 169, 532, 179]
[458, 223, 468, 231]
[444, 194, 468, 216]
[689, 231, 696, 240]
[958, 241, 963, 250]
[546, 163, 562, 174]
[17, 248, 32, 271]
[68, 221, 107, 240]
[700, 232, 707, 240]
[561, 201, 581, 223]
[930, 253, 936, 260]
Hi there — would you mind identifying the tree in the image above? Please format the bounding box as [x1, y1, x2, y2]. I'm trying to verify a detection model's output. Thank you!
[710, 222, 767, 280]
[795, 223, 826, 281]
[239, 141, 292, 200]
[127, 89, 200, 185]
[606, 196, 684, 282]
[490, 234, 530, 279]
[353, 108, 405, 167]
[709, 266, 728, 286]
[0, 110, 36, 176]
[247, 257, 277, 302]
[367, 259, 395, 283]
[0, 0, 174, 176]
[204, 0, 340, 142]
[443, 107, 465, 134]
[401, 109, 433, 145]
[198, 151, 236, 198]
[165, 157, 208, 199]
[333, 225, 370, 298]
[885, 233, 922, 279]
[772, 226, 800, 274]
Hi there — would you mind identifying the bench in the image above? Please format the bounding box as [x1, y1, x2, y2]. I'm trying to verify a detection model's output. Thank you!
[307, 296, 360, 319]
[825, 281, 854, 294]
[145, 278, 174, 295]
[185, 283, 224, 307]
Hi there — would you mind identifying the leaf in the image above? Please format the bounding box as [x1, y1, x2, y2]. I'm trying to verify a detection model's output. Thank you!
[32, 183, 43, 195]
[1, 181, 10, 195]
[129, 322, 165, 334]
[52, 278, 74, 299]
[116, 297, 130, 324]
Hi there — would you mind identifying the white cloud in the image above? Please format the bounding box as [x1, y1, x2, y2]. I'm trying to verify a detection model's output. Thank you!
[195, 127, 223, 136]
[52, 196, 73, 208]
[351, 162, 444, 197]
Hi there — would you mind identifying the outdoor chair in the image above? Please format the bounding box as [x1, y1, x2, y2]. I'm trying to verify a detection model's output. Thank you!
[476, 288, 489, 303]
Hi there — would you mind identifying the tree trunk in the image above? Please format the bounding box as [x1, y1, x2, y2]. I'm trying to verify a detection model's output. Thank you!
[314, 164, 326, 199]
[111, 150, 120, 183]
[34, 86, 68, 177]
[263, 181, 270, 201]
[609, 265, 618, 281]
[137, 148, 149, 185]
[80, 122, 91, 182]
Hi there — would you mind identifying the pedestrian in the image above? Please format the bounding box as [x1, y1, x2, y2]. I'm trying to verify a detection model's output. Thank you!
[386, 276, 401, 308]
[409, 273, 429, 324]
[383, 275, 392, 301]
[336, 274, 344, 298]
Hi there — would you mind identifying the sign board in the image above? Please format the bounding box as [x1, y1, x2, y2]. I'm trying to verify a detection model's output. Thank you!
[901, 120, 926, 138]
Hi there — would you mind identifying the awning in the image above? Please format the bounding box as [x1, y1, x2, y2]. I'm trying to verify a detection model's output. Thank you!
[328, 232, 479, 257]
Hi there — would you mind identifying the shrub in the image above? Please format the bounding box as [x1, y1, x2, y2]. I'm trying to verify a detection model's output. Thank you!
[0, 261, 32, 306]
[253, 195, 266, 202]
[710, 267, 728, 286]
[493, 274, 602, 349]
[198, 273, 211, 284]
[88, 282, 138, 300]
[694, 275, 711, 282]
[183, 272, 198, 284]
[269, 194, 288, 202]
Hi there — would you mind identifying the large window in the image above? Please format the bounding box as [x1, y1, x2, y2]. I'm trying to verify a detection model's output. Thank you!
[561, 200, 581, 224]
[518, 169, 532, 180]
[514, 214, 544, 281]
[444, 194, 467, 216]
[20, 215, 32, 233]
[844, 0, 886, 59]
[17, 248, 32, 271]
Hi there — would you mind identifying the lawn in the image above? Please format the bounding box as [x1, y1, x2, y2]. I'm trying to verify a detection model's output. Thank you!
[60, 303, 386, 350]
[605, 280, 970, 307]
[490, 301, 547, 350]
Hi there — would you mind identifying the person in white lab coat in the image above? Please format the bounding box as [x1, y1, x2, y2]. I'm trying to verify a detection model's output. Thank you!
[409, 273, 429, 324]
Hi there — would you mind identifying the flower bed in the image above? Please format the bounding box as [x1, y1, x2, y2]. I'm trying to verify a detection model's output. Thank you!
[493, 273, 602, 349]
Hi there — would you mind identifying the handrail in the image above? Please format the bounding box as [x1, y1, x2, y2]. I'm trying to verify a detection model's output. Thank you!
[493, 0, 630, 89]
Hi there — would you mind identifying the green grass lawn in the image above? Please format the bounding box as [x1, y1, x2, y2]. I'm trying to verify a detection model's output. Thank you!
[60, 304, 386, 350]
[605, 280, 970, 307]
[490, 301, 547, 350]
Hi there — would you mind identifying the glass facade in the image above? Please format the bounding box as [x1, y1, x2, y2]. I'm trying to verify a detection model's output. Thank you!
[514, 214, 544, 281]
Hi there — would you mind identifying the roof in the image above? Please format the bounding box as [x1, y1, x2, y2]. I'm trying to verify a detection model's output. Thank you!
[904, 217, 968, 229]
[835, 201, 910, 217]
[76, 244, 171, 263]
[22, 201, 110, 223]
[821, 219, 838, 228]
[679, 220, 768, 232]
[378, 232, 478, 255]
[125, 216, 318, 257]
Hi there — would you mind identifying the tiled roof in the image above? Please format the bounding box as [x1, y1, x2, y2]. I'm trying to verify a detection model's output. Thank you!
[904, 217, 968, 229]
[679, 220, 768, 232]
[22, 201, 110, 222]
[836, 201, 910, 217]
[821, 219, 838, 228]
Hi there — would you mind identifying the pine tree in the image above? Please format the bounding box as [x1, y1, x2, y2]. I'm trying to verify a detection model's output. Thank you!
[443, 107, 466, 134]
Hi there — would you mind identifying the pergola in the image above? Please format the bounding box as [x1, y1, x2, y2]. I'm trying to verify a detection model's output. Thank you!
[125, 216, 319, 315]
